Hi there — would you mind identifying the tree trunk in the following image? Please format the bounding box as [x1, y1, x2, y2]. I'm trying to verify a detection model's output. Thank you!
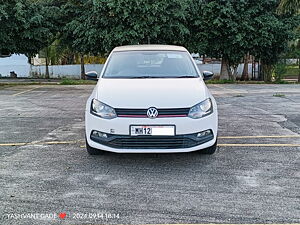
[298, 58, 300, 83]
[231, 65, 238, 81]
[80, 55, 85, 80]
[262, 63, 273, 82]
[45, 49, 50, 79]
[241, 54, 249, 81]
[220, 57, 230, 80]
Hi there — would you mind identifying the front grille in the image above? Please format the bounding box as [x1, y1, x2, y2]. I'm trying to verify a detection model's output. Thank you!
[115, 108, 190, 118]
[90, 133, 214, 149]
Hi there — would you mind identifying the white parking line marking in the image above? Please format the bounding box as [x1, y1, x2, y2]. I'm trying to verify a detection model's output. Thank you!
[219, 135, 300, 139]
[0, 142, 27, 146]
[1, 135, 299, 147]
[219, 144, 300, 147]
[163, 224, 300, 225]
[12, 87, 40, 96]
[1, 142, 300, 148]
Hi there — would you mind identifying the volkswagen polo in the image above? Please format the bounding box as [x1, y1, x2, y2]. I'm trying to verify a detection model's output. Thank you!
[85, 45, 218, 154]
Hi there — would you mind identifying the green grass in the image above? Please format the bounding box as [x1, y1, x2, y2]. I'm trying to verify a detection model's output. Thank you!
[205, 79, 235, 84]
[206, 80, 267, 84]
[0, 78, 297, 86]
[283, 65, 299, 78]
[273, 93, 286, 97]
[59, 78, 97, 85]
[205, 79, 298, 84]
[273, 80, 290, 84]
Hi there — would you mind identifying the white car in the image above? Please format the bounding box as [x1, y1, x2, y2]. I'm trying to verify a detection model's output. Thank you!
[85, 45, 218, 154]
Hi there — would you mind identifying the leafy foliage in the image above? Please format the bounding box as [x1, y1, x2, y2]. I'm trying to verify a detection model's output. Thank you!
[60, 0, 191, 55]
[1, 0, 299, 81]
[278, 0, 300, 14]
[187, 0, 299, 80]
[0, 0, 59, 56]
[274, 62, 288, 81]
[188, 1, 247, 65]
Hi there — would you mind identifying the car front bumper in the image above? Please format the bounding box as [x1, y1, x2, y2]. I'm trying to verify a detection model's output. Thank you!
[85, 111, 218, 153]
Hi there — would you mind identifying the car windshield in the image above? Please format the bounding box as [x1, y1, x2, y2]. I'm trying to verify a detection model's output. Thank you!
[102, 51, 199, 78]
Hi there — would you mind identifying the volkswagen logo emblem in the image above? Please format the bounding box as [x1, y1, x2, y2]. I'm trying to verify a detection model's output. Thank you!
[147, 107, 158, 119]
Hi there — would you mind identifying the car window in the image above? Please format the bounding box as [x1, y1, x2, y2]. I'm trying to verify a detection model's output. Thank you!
[103, 51, 199, 78]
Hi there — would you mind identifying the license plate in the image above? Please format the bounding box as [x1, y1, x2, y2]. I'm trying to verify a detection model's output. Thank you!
[130, 125, 175, 136]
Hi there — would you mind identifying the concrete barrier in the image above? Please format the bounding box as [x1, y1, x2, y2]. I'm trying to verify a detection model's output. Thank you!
[30, 64, 104, 79]
[0, 65, 30, 78]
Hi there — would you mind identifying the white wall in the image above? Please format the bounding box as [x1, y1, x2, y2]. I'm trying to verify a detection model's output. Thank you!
[30, 64, 104, 78]
[0, 54, 30, 77]
[29, 64, 253, 79]
[1, 55, 254, 78]
[197, 63, 253, 76]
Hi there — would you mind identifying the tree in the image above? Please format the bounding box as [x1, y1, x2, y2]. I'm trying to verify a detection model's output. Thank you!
[0, 0, 63, 79]
[187, 0, 255, 80]
[188, 0, 299, 81]
[60, 0, 100, 79]
[0, 0, 57, 58]
[241, 53, 250, 81]
[93, 0, 191, 51]
[285, 33, 300, 82]
[36, 0, 67, 78]
[278, 0, 300, 14]
[249, 0, 299, 81]
[59, 0, 192, 79]
[278, 0, 300, 82]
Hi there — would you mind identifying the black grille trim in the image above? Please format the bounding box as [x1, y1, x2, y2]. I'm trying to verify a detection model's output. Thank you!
[115, 108, 190, 117]
[90, 132, 214, 149]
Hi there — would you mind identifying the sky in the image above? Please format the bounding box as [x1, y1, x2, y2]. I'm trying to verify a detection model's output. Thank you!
[0, 54, 28, 66]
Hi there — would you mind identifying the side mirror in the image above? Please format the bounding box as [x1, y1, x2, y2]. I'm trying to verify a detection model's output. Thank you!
[202, 71, 214, 80]
[85, 71, 98, 81]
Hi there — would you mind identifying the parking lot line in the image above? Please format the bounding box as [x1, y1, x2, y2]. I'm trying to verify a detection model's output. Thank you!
[42, 141, 78, 145]
[0, 142, 28, 146]
[1, 141, 300, 148]
[163, 224, 300, 225]
[219, 143, 300, 147]
[0, 140, 80, 147]
[219, 135, 300, 139]
[1, 135, 300, 147]
[12, 87, 40, 96]
[212, 84, 247, 94]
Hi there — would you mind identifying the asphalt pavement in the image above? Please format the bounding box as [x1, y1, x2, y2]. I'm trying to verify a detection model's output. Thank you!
[0, 84, 299, 224]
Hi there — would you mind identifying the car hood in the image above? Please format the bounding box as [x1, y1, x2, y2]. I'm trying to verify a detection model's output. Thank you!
[96, 78, 209, 108]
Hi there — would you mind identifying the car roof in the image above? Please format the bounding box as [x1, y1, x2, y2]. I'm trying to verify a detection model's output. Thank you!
[113, 45, 188, 52]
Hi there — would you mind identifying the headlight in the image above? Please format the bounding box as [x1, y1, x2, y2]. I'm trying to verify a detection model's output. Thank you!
[91, 99, 117, 119]
[188, 98, 213, 119]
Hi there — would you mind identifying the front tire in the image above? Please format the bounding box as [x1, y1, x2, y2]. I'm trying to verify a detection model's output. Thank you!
[200, 140, 218, 155]
[86, 137, 105, 155]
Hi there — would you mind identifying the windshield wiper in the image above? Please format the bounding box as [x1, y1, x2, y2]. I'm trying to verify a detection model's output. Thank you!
[129, 76, 159, 79]
[123, 75, 198, 79]
[176, 75, 198, 78]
